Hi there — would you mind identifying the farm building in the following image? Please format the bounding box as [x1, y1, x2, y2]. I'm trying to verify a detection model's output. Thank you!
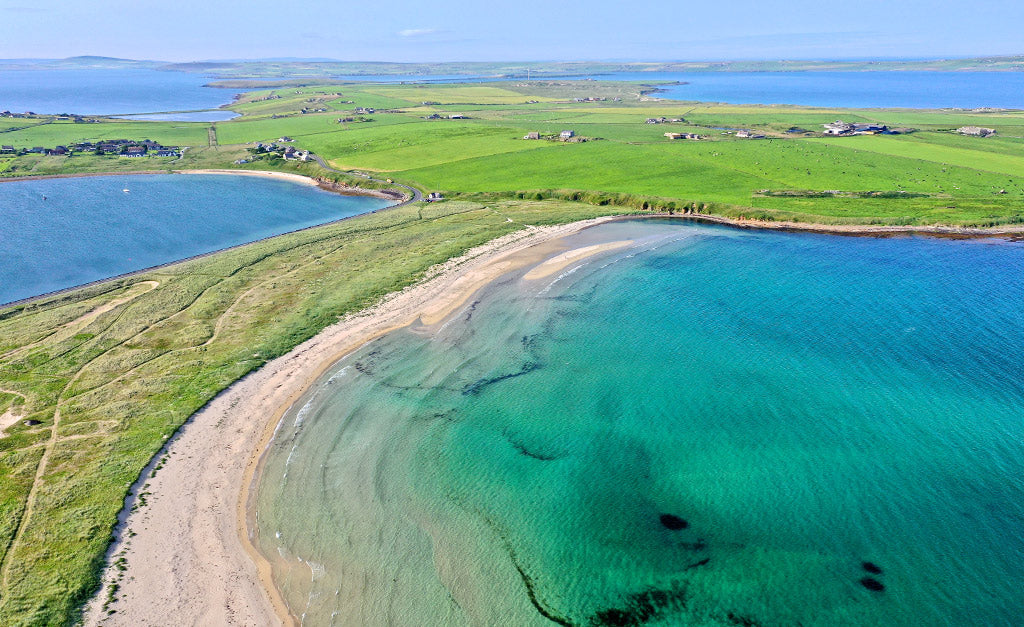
[958, 126, 996, 137]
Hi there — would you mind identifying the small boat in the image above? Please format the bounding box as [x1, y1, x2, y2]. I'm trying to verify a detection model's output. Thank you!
[122, 188, 130, 193]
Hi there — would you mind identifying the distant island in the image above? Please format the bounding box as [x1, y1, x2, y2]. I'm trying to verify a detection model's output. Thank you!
[2, 55, 1024, 78]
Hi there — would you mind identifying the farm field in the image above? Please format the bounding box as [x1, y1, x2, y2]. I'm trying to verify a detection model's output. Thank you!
[5, 80, 1022, 227]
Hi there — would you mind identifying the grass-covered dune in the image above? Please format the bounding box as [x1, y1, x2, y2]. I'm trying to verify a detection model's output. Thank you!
[0, 198, 632, 625]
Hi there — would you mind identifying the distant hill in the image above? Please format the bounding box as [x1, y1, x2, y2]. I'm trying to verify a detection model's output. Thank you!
[2, 56, 1022, 77]
[160, 57, 1024, 79]
[0, 56, 162, 70]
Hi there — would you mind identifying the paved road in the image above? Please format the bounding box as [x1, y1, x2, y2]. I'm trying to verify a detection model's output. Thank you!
[311, 154, 422, 206]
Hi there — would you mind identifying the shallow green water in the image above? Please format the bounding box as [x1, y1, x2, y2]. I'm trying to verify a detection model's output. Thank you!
[256, 219, 1024, 626]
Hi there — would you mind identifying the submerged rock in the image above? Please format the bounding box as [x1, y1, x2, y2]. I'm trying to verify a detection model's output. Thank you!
[659, 514, 689, 530]
[862, 561, 883, 575]
[860, 577, 885, 592]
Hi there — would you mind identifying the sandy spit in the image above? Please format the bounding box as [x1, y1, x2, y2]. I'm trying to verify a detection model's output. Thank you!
[82, 216, 616, 627]
[523, 240, 633, 280]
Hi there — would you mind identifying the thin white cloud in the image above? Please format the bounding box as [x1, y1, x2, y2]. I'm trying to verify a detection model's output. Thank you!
[399, 28, 443, 38]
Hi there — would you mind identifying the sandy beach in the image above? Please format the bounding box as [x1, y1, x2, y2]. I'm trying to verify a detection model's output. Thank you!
[179, 169, 408, 202]
[82, 216, 617, 626]
[177, 168, 320, 186]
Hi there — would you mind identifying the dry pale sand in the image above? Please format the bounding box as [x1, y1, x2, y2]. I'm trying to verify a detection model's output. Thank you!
[0, 406, 25, 439]
[82, 216, 617, 627]
[0, 389, 28, 438]
[176, 169, 319, 186]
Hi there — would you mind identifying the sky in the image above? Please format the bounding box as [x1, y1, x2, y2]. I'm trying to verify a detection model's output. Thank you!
[1, 0, 1022, 62]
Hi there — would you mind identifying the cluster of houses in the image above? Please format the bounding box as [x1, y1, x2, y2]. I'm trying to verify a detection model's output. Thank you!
[239, 141, 311, 162]
[573, 97, 612, 102]
[336, 116, 372, 123]
[0, 139, 180, 158]
[425, 113, 470, 120]
[822, 121, 913, 136]
[2, 110, 99, 124]
[957, 126, 997, 137]
[645, 117, 685, 124]
[355, 107, 375, 115]
[664, 132, 703, 140]
[522, 130, 583, 142]
[1, 110, 38, 118]
[735, 130, 767, 139]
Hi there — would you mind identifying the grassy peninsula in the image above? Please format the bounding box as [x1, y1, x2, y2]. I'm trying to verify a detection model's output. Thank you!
[1, 78, 1024, 624]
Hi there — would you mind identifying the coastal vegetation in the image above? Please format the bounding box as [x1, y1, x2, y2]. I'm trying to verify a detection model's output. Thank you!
[0, 197, 631, 624]
[2, 77, 1024, 624]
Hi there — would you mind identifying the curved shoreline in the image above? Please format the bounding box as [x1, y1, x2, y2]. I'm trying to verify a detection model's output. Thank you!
[76, 209, 1024, 624]
[675, 212, 1024, 239]
[81, 216, 616, 625]
[0, 169, 406, 311]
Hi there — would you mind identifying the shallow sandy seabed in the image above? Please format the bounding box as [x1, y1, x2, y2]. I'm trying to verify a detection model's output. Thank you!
[82, 216, 617, 626]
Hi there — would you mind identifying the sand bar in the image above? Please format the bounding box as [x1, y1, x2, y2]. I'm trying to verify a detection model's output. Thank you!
[523, 240, 632, 280]
[82, 216, 616, 626]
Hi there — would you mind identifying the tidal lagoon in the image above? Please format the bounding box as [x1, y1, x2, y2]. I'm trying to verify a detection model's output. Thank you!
[256, 219, 1024, 626]
[0, 174, 392, 304]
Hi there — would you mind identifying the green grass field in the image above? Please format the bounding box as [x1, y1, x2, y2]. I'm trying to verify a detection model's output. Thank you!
[3, 79, 1024, 625]
[8, 80, 1022, 227]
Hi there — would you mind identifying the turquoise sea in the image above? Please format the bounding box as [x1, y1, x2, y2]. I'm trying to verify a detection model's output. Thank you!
[0, 174, 391, 304]
[256, 219, 1024, 626]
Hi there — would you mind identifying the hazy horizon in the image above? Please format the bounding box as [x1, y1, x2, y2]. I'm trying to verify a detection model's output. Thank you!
[2, 54, 1023, 65]
[2, 0, 1023, 63]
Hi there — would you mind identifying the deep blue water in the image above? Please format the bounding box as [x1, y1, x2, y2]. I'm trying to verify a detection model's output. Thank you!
[0, 174, 391, 304]
[257, 219, 1024, 625]
[0, 68, 234, 119]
